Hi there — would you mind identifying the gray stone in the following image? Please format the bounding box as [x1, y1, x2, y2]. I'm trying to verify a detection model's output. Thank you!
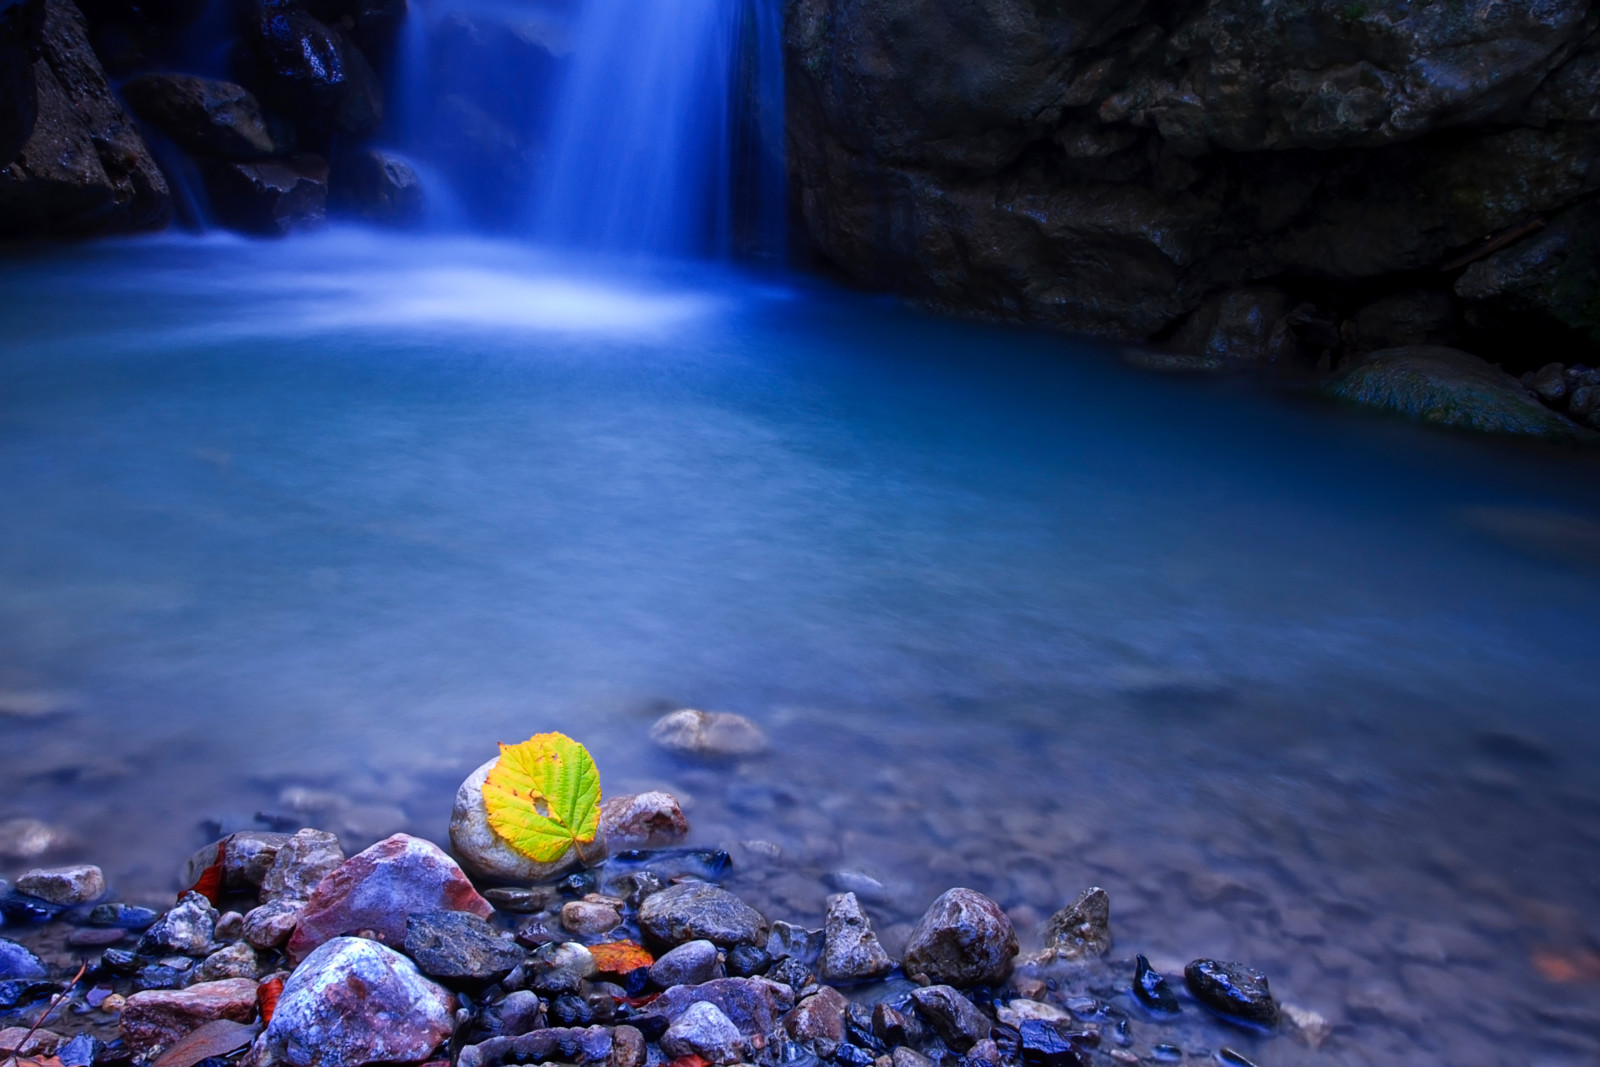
[1039, 888, 1111, 962]
[213, 912, 245, 941]
[649, 708, 769, 758]
[260, 829, 344, 904]
[265, 938, 455, 1067]
[118, 978, 261, 1060]
[609, 1025, 645, 1067]
[16, 864, 103, 905]
[819, 892, 894, 984]
[0, 937, 47, 980]
[122, 74, 276, 161]
[242, 900, 305, 950]
[136, 892, 217, 958]
[766, 921, 823, 964]
[1325, 346, 1586, 440]
[404, 910, 524, 983]
[486, 990, 545, 1037]
[639, 882, 767, 948]
[561, 900, 622, 937]
[599, 792, 691, 846]
[650, 939, 724, 988]
[636, 977, 795, 1037]
[902, 888, 1017, 987]
[783, 986, 847, 1058]
[908, 985, 991, 1053]
[195, 942, 262, 981]
[1183, 959, 1278, 1025]
[661, 1001, 744, 1064]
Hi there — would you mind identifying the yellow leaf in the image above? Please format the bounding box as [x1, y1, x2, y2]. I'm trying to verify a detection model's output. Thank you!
[483, 732, 602, 864]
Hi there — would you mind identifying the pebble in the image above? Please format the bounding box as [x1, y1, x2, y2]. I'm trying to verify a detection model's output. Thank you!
[1184, 959, 1279, 1025]
[67, 927, 128, 948]
[784, 986, 848, 1057]
[1135, 954, 1179, 1015]
[550, 993, 595, 1026]
[260, 829, 346, 904]
[636, 977, 795, 1037]
[1280, 1003, 1332, 1049]
[17, 865, 105, 906]
[0, 937, 48, 980]
[661, 1001, 745, 1064]
[610, 1024, 646, 1067]
[265, 937, 455, 1067]
[183, 831, 292, 894]
[136, 892, 218, 957]
[1016, 1020, 1088, 1067]
[908, 985, 990, 1052]
[403, 910, 524, 983]
[649, 708, 769, 759]
[650, 939, 724, 987]
[902, 888, 1017, 987]
[872, 1003, 923, 1047]
[819, 892, 894, 984]
[450, 758, 598, 882]
[891, 1048, 934, 1067]
[89, 903, 159, 929]
[767, 921, 823, 964]
[726, 944, 771, 977]
[57, 1032, 102, 1067]
[1039, 888, 1111, 961]
[600, 792, 691, 847]
[287, 833, 492, 962]
[0, 1026, 64, 1056]
[242, 899, 306, 949]
[118, 977, 261, 1058]
[514, 940, 595, 995]
[484, 990, 545, 1038]
[996, 1000, 1071, 1027]
[482, 887, 558, 914]
[458, 1026, 613, 1067]
[638, 881, 767, 947]
[562, 900, 623, 937]
[196, 942, 263, 981]
[214, 911, 246, 941]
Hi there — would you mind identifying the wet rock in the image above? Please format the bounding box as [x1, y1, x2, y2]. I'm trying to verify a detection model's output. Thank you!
[195, 942, 262, 981]
[91, 903, 159, 929]
[891, 1049, 934, 1067]
[242, 900, 304, 950]
[725, 944, 771, 978]
[0, 0, 41, 164]
[784, 986, 847, 1058]
[66, 927, 126, 948]
[1039, 888, 1111, 962]
[636, 977, 795, 1037]
[512, 940, 594, 996]
[1456, 202, 1600, 354]
[122, 74, 275, 161]
[766, 956, 815, 994]
[766, 921, 823, 964]
[638, 882, 767, 948]
[902, 889, 1017, 987]
[450, 757, 602, 881]
[650, 939, 723, 988]
[1325, 346, 1585, 440]
[17, 863, 103, 905]
[482, 989, 545, 1037]
[205, 155, 328, 237]
[995, 1001, 1069, 1028]
[118, 978, 260, 1059]
[56, 1032, 101, 1067]
[0, 937, 46, 980]
[0, 0, 169, 239]
[403, 910, 523, 983]
[1351, 289, 1458, 351]
[819, 892, 894, 984]
[249, 8, 382, 135]
[458, 1026, 612, 1067]
[260, 829, 344, 904]
[649, 708, 769, 759]
[549, 993, 595, 1027]
[1529, 363, 1571, 405]
[266, 937, 454, 1067]
[662, 1001, 744, 1064]
[136, 893, 217, 958]
[1016, 1020, 1088, 1067]
[599, 792, 691, 847]
[1183, 959, 1279, 1025]
[908, 985, 990, 1053]
[213, 910, 245, 941]
[0, 1027, 63, 1057]
[1133, 955, 1178, 1015]
[287, 833, 492, 962]
[483, 887, 558, 914]
[330, 147, 423, 227]
[1171, 287, 1300, 365]
[609, 1025, 645, 1067]
[561, 900, 622, 937]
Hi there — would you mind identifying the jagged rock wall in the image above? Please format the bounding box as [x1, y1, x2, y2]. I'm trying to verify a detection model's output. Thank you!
[785, 0, 1600, 368]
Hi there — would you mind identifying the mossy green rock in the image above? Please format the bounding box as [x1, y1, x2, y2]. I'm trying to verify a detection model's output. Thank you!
[1325, 346, 1584, 440]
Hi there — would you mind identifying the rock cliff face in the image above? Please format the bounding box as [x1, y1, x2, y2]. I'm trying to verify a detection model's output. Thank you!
[784, 0, 1600, 368]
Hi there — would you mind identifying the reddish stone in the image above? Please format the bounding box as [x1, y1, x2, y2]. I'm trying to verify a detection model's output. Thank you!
[119, 978, 261, 1058]
[286, 834, 491, 963]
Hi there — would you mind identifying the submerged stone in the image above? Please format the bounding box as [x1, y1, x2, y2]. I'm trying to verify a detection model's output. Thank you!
[1183, 959, 1278, 1025]
[1040, 888, 1111, 962]
[1133, 955, 1179, 1015]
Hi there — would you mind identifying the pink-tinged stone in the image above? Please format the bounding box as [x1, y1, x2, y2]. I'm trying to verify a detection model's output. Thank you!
[599, 792, 690, 846]
[286, 834, 491, 963]
[118, 978, 261, 1060]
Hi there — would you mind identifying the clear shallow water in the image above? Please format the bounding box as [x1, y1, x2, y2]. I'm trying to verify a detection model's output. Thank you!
[1, 234, 1599, 1064]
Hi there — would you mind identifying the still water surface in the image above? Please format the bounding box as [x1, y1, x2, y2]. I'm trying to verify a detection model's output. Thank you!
[2, 234, 1599, 1065]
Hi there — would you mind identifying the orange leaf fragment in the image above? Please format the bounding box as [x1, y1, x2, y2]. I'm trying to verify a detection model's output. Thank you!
[589, 940, 653, 977]
[666, 1056, 709, 1067]
[184, 839, 228, 905]
[257, 977, 284, 1025]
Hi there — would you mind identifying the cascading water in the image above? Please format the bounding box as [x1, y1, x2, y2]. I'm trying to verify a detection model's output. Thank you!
[385, 0, 785, 259]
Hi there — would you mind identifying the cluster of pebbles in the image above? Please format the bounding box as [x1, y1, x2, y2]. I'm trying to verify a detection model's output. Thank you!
[2, 711, 1326, 1067]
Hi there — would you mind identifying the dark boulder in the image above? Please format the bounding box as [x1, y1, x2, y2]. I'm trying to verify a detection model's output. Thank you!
[403, 910, 525, 984]
[123, 73, 275, 161]
[248, 7, 382, 136]
[1182, 959, 1278, 1026]
[0, 0, 169, 238]
[330, 146, 422, 226]
[204, 154, 327, 236]
[0, 0, 43, 164]
[1350, 289, 1459, 353]
[1456, 202, 1600, 359]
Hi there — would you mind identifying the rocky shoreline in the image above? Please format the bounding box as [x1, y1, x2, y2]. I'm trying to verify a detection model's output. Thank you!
[2, 712, 1332, 1067]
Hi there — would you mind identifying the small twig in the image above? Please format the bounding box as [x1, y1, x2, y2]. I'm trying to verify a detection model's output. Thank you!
[1441, 217, 1546, 271]
[1, 961, 88, 1067]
